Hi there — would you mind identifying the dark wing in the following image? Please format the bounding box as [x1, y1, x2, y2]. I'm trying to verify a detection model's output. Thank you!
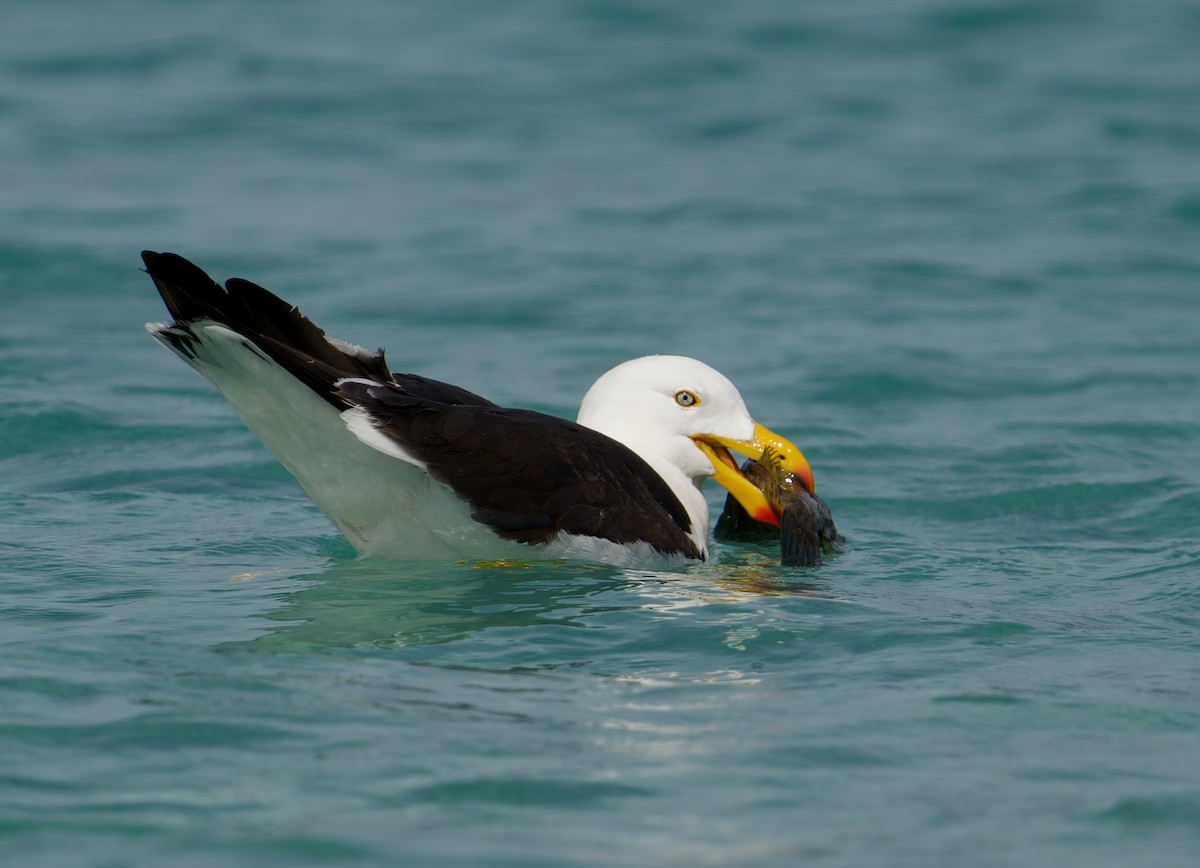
[337, 379, 702, 559]
[142, 250, 496, 410]
[386, 372, 497, 409]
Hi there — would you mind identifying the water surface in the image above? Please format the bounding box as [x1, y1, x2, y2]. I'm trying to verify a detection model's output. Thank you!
[3, 1, 1200, 865]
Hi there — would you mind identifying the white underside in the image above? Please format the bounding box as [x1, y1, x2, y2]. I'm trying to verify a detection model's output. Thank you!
[148, 322, 705, 567]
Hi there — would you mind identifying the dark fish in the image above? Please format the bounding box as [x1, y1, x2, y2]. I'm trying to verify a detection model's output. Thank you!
[714, 453, 844, 567]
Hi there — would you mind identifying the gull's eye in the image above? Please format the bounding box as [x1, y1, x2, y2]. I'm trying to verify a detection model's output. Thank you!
[674, 390, 700, 407]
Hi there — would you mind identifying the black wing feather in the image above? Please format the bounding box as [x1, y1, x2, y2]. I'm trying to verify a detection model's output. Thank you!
[338, 380, 701, 559]
[143, 250, 496, 410]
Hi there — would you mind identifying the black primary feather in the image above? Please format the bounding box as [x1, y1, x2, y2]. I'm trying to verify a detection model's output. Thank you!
[143, 250, 494, 410]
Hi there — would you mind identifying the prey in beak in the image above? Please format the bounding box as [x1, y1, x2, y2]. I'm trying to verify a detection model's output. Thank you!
[692, 422, 813, 527]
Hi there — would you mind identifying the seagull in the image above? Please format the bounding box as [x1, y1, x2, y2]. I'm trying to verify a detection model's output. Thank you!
[143, 251, 814, 568]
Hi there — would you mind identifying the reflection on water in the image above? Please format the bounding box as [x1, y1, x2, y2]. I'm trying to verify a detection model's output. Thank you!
[229, 558, 632, 654]
[222, 546, 833, 656]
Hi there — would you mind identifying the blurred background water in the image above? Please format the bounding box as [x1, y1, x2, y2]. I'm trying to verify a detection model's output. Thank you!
[2, 0, 1200, 865]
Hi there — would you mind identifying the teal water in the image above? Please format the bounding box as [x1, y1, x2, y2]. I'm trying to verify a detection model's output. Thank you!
[3, 0, 1200, 865]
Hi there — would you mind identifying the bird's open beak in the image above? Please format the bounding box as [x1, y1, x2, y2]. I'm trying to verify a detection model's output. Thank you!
[692, 422, 813, 527]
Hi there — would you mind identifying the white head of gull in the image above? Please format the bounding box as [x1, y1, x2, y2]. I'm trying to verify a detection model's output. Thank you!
[578, 355, 813, 558]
